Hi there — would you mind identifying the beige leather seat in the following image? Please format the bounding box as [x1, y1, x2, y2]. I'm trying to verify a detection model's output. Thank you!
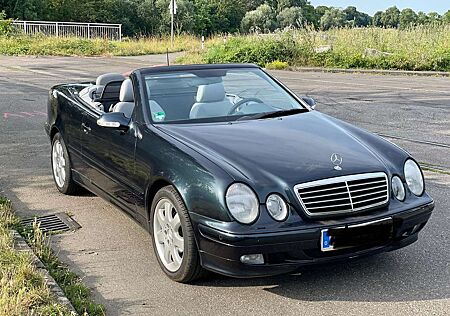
[112, 79, 135, 118]
[189, 83, 234, 119]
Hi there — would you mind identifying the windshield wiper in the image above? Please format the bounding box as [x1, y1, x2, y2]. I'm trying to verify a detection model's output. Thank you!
[236, 108, 308, 121]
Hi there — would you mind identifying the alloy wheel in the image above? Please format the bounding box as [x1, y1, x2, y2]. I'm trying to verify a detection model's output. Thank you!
[52, 140, 66, 188]
[153, 198, 184, 272]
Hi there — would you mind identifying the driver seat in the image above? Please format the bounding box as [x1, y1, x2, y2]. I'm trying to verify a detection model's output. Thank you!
[189, 83, 234, 119]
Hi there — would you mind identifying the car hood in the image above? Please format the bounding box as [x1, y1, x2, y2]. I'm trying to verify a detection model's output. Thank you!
[157, 112, 390, 192]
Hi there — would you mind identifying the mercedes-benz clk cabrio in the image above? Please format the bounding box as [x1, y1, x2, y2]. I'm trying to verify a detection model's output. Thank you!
[45, 64, 434, 282]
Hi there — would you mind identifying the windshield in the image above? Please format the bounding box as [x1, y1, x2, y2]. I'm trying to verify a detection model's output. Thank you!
[143, 68, 305, 124]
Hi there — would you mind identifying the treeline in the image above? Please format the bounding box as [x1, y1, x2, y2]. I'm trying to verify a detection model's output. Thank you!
[1, 0, 450, 36]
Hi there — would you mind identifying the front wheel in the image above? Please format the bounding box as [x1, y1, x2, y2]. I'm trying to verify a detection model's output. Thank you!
[51, 133, 81, 195]
[150, 185, 204, 283]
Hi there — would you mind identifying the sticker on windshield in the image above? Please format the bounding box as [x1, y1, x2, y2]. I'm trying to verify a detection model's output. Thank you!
[153, 111, 166, 122]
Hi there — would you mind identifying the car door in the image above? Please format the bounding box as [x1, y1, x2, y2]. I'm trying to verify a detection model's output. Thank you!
[80, 107, 139, 216]
[58, 89, 86, 172]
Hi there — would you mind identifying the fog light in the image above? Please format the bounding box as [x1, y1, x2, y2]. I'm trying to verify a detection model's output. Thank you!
[240, 254, 264, 265]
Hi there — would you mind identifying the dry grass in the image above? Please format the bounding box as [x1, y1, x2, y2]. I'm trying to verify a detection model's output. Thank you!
[179, 25, 450, 71]
[0, 34, 203, 56]
[0, 197, 71, 316]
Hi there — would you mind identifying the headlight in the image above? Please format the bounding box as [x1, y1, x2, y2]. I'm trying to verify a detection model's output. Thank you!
[266, 194, 288, 221]
[225, 183, 259, 224]
[404, 159, 424, 196]
[391, 176, 405, 201]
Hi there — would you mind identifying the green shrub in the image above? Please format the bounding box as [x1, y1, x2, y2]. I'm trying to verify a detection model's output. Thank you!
[181, 25, 450, 72]
[0, 10, 13, 36]
[266, 60, 289, 69]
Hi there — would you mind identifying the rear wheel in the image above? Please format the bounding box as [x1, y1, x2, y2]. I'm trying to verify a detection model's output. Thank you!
[150, 185, 204, 283]
[51, 133, 81, 195]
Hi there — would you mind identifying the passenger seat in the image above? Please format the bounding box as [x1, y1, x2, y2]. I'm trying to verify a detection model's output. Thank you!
[112, 79, 135, 118]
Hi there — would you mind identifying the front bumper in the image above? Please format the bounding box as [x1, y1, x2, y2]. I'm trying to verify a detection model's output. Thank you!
[194, 201, 434, 278]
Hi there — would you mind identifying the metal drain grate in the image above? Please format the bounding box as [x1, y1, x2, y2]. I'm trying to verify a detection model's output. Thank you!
[21, 213, 81, 233]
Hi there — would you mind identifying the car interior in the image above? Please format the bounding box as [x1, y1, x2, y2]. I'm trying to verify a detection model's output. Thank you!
[79, 72, 235, 121]
[79, 70, 296, 123]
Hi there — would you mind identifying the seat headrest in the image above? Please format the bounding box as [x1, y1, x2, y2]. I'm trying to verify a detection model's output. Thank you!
[96, 73, 125, 86]
[196, 83, 226, 103]
[119, 79, 134, 102]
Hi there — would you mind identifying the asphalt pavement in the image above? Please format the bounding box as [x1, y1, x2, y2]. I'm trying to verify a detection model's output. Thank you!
[0, 55, 449, 315]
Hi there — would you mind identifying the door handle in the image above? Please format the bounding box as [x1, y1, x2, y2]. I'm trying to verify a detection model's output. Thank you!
[82, 123, 91, 133]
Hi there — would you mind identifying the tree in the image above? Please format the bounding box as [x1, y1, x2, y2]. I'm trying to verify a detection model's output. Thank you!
[343, 6, 371, 27]
[381, 6, 400, 28]
[136, 0, 160, 35]
[245, 0, 265, 11]
[214, 0, 247, 33]
[277, 6, 304, 29]
[416, 11, 429, 25]
[12, 0, 46, 20]
[373, 11, 383, 27]
[427, 12, 441, 24]
[276, 0, 307, 13]
[241, 4, 277, 33]
[320, 7, 346, 30]
[443, 10, 450, 23]
[399, 8, 418, 29]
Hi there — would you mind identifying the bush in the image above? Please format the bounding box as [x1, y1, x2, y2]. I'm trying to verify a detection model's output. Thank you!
[182, 25, 450, 72]
[0, 11, 13, 36]
[266, 60, 289, 69]
[204, 33, 299, 66]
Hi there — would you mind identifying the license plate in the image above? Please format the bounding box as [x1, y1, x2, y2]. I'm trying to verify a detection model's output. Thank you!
[320, 218, 393, 252]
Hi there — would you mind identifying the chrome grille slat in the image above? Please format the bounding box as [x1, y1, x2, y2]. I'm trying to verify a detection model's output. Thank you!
[347, 179, 386, 187]
[297, 185, 347, 195]
[352, 195, 387, 205]
[294, 172, 389, 217]
[306, 202, 352, 210]
[350, 184, 387, 193]
[301, 191, 350, 200]
[351, 189, 388, 199]
[304, 196, 351, 205]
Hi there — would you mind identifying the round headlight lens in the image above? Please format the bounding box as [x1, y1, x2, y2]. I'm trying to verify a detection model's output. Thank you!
[225, 183, 259, 224]
[404, 159, 424, 196]
[266, 194, 288, 221]
[391, 176, 405, 201]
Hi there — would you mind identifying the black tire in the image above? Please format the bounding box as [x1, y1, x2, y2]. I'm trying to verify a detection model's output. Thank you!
[51, 133, 81, 195]
[150, 185, 205, 283]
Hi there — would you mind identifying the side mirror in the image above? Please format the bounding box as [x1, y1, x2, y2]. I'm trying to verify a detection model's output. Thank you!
[301, 97, 316, 110]
[97, 112, 131, 131]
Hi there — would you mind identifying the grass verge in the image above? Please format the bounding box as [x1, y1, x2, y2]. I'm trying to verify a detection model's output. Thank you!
[0, 35, 204, 57]
[0, 197, 70, 315]
[0, 196, 105, 315]
[177, 25, 450, 72]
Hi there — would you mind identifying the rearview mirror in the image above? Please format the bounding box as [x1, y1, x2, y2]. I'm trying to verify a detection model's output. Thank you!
[301, 97, 316, 110]
[97, 112, 131, 131]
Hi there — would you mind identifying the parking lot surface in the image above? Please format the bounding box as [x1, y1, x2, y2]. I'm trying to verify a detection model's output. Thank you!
[0, 55, 449, 315]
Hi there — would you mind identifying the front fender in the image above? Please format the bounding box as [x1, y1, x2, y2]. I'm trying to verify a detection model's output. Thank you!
[137, 126, 234, 223]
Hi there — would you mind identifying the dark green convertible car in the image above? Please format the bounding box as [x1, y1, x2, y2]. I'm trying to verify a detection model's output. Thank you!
[45, 64, 434, 282]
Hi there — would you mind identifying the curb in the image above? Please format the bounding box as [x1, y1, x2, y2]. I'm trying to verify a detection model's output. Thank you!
[12, 230, 78, 315]
[287, 66, 450, 77]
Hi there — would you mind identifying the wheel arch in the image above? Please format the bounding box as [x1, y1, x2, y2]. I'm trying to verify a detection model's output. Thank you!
[50, 125, 61, 141]
[145, 178, 179, 219]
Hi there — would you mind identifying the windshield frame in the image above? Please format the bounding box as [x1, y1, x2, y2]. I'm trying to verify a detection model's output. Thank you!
[140, 65, 310, 125]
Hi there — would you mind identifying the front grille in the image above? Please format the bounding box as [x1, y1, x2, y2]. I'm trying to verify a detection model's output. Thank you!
[294, 173, 389, 217]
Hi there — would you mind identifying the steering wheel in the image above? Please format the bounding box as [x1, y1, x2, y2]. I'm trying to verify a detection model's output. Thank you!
[228, 97, 264, 115]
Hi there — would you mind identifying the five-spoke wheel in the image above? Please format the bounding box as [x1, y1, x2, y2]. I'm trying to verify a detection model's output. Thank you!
[51, 133, 81, 195]
[52, 139, 66, 188]
[153, 198, 185, 272]
[151, 185, 204, 282]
